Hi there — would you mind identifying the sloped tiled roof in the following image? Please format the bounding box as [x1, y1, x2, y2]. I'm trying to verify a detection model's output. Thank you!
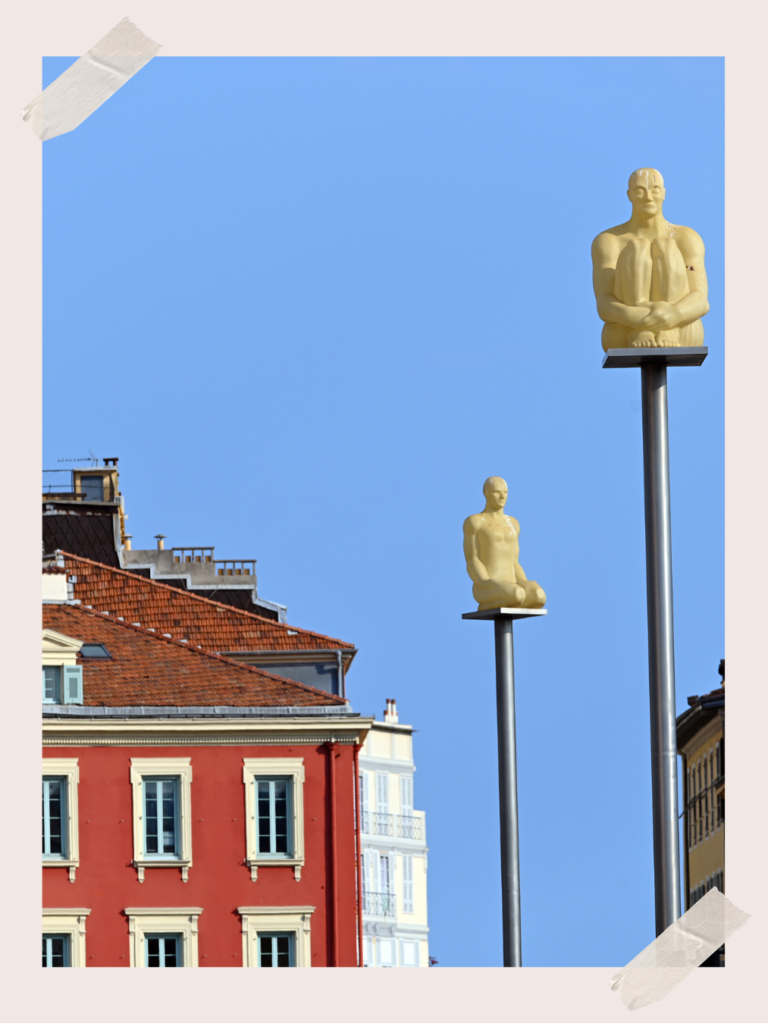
[42, 604, 347, 707]
[49, 553, 356, 656]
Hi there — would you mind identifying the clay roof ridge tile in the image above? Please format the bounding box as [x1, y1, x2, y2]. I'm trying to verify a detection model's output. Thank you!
[56, 551, 354, 649]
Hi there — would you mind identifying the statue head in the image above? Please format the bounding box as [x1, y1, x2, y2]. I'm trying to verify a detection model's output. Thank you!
[627, 167, 665, 218]
[482, 476, 508, 512]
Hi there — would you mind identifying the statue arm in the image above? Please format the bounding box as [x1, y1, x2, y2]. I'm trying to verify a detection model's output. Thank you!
[463, 518, 489, 585]
[591, 234, 654, 328]
[632, 229, 709, 332]
[509, 517, 527, 582]
[670, 229, 709, 325]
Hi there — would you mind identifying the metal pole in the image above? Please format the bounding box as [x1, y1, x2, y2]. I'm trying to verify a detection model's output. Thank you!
[641, 362, 682, 935]
[494, 617, 522, 966]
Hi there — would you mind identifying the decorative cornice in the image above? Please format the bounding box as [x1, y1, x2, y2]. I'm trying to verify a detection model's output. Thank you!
[43, 716, 373, 747]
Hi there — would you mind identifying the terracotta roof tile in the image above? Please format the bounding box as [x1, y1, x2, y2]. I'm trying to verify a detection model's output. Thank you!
[50, 553, 356, 657]
[43, 603, 347, 708]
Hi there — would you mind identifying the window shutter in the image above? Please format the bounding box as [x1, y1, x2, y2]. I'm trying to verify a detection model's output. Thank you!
[378, 939, 394, 967]
[63, 665, 83, 705]
[400, 775, 413, 815]
[403, 854, 414, 913]
[360, 771, 370, 812]
[376, 773, 389, 813]
[42, 667, 47, 700]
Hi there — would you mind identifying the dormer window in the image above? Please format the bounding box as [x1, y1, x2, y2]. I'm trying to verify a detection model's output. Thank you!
[43, 666, 61, 703]
[42, 630, 85, 705]
[79, 644, 111, 659]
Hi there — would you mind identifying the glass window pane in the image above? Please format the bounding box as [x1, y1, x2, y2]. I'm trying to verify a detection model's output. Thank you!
[43, 934, 69, 967]
[43, 666, 60, 702]
[81, 475, 104, 501]
[43, 777, 66, 857]
[260, 933, 293, 967]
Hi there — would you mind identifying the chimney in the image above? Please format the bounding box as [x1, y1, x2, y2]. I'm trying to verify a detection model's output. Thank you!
[154, 534, 166, 551]
[124, 535, 132, 551]
[384, 698, 399, 724]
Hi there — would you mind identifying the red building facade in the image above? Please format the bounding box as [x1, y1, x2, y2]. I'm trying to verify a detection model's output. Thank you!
[42, 602, 370, 967]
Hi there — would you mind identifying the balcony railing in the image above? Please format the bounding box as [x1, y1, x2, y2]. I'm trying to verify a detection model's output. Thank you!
[363, 891, 396, 917]
[397, 815, 423, 840]
[360, 811, 423, 841]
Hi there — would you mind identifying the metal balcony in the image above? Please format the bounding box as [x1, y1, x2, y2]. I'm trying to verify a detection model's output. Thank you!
[363, 891, 396, 917]
[397, 815, 423, 840]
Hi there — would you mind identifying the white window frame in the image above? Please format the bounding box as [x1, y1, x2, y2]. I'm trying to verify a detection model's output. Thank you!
[360, 770, 371, 834]
[377, 937, 395, 968]
[130, 759, 192, 882]
[42, 759, 79, 882]
[42, 909, 90, 967]
[402, 853, 414, 913]
[242, 758, 305, 881]
[400, 775, 413, 816]
[126, 907, 202, 967]
[400, 938, 421, 967]
[239, 906, 314, 967]
[376, 772, 389, 814]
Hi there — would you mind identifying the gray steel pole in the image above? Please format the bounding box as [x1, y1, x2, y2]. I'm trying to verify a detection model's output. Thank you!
[641, 362, 682, 935]
[494, 617, 522, 966]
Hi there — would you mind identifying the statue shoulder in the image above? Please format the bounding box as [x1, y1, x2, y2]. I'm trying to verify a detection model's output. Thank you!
[670, 223, 705, 259]
[591, 226, 625, 263]
[506, 515, 520, 532]
[463, 513, 484, 534]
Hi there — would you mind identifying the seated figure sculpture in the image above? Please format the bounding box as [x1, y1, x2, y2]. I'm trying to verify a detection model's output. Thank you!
[591, 168, 709, 351]
[463, 477, 546, 611]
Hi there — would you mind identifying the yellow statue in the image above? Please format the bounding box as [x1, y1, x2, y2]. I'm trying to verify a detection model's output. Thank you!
[463, 477, 546, 611]
[592, 168, 709, 351]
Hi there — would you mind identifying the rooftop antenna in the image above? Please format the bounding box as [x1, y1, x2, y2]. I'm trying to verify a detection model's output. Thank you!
[56, 457, 92, 463]
[88, 449, 98, 466]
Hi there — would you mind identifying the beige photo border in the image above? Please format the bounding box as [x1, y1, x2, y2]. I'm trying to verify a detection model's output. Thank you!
[7, 1, 764, 1019]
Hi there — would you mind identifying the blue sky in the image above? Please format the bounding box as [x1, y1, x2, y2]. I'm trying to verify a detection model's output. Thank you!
[43, 56, 724, 967]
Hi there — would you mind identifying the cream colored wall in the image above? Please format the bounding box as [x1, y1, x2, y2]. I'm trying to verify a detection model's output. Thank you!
[43, 575, 68, 601]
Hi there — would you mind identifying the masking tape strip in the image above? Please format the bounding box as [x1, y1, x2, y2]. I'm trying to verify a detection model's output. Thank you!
[610, 888, 750, 1010]
[22, 17, 162, 141]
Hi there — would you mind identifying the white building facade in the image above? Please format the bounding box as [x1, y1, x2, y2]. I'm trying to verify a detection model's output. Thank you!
[359, 700, 429, 967]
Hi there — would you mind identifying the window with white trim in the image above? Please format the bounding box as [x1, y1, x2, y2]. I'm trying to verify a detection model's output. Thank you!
[143, 778, 180, 858]
[360, 770, 371, 834]
[41, 909, 89, 966]
[257, 778, 291, 856]
[363, 935, 374, 967]
[400, 775, 413, 816]
[42, 933, 70, 967]
[43, 777, 67, 858]
[42, 760, 80, 881]
[126, 908, 202, 967]
[239, 907, 314, 967]
[401, 938, 420, 967]
[258, 933, 294, 967]
[146, 934, 181, 967]
[378, 938, 395, 968]
[130, 759, 193, 882]
[376, 773, 389, 814]
[402, 854, 414, 913]
[43, 666, 61, 704]
[242, 759, 305, 881]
